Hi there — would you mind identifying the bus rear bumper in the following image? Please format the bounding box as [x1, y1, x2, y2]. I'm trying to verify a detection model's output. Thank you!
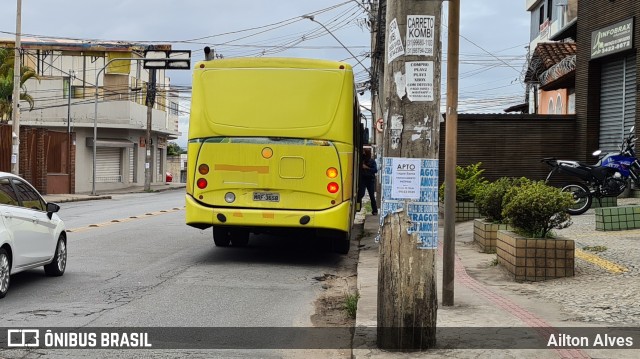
[185, 194, 352, 232]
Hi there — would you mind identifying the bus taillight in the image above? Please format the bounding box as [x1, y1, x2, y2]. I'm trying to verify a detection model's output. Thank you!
[326, 167, 338, 178]
[198, 164, 210, 175]
[197, 178, 208, 189]
[327, 182, 339, 193]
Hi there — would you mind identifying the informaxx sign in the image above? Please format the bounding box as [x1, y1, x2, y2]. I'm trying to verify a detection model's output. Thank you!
[591, 18, 634, 60]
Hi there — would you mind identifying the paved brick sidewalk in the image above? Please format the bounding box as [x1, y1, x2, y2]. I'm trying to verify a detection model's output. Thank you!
[352, 211, 640, 358]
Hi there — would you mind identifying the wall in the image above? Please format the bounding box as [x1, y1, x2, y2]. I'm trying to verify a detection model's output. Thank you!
[166, 154, 187, 183]
[539, 89, 570, 114]
[438, 114, 577, 185]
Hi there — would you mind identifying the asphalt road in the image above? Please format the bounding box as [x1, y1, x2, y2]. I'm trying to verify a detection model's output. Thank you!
[0, 191, 352, 358]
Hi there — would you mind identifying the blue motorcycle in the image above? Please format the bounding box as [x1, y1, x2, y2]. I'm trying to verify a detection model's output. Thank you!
[542, 126, 640, 215]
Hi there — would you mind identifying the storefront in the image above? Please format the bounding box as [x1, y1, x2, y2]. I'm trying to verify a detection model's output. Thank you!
[591, 18, 636, 153]
[575, 0, 638, 162]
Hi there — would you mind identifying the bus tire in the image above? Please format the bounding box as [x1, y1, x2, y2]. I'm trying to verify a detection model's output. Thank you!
[231, 230, 250, 247]
[331, 233, 350, 254]
[213, 227, 231, 247]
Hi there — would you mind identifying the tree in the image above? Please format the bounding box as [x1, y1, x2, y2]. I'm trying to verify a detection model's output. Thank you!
[167, 141, 184, 156]
[0, 47, 38, 123]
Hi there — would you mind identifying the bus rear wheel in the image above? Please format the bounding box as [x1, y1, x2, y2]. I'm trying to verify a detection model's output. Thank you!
[231, 230, 250, 247]
[213, 227, 231, 247]
[331, 232, 351, 254]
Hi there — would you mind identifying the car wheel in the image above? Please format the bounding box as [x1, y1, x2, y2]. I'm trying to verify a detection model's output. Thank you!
[44, 236, 67, 276]
[213, 227, 232, 247]
[0, 248, 10, 298]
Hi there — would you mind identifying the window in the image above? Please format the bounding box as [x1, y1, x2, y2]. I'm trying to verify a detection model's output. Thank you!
[548, 98, 555, 114]
[539, 5, 545, 27]
[71, 85, 86, 99]
[0, 178, 19, 206]
[12, 179, 46, 211]
[547, 0, 553, 20]
[170, 102, 179, 116]
[63, 78, 70, 99]
[556, 95, 562, 114]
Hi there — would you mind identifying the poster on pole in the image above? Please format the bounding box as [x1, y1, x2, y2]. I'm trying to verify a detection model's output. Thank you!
[405, 61, 434, 102]
[381, 158, 439, 249]
[406, 15, 435, 56]
[387, 18, 405, 64]
[391, 158, 421, 199]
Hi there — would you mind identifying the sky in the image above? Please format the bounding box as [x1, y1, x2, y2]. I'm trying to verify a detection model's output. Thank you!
[0, 0, 530, 147]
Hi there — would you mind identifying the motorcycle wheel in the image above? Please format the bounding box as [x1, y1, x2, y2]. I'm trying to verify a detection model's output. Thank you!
[561, 183, 592, 215]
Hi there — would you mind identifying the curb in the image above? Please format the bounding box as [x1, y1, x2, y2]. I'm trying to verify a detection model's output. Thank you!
[52, 196, 112, 203]
[43, 184, 186, 204]
[352, 214, 379, 358]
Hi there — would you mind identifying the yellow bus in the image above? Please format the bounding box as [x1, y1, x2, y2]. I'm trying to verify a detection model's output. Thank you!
[185, 57, 363, 253]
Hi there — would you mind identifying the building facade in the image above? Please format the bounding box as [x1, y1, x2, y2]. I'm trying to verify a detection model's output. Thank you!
[525, 0, 577, 115]
[526, 0, 640, 163]
[575, 0, 638, 158]
[0, 39, 180, 193]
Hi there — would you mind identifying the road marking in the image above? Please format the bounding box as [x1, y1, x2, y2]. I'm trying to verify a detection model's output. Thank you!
[574, 248, 628, 273]
[66, 207, 184, 233]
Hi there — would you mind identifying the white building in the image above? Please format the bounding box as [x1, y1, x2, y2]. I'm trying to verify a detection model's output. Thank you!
[1, 38, 180, 193]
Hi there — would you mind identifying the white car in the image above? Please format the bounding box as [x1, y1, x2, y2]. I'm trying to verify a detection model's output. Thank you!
[0, 172, 67, 298]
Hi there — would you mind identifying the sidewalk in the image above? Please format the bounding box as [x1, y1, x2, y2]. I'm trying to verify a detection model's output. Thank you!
[42, 182, 186, 203]
[352, 210, 640, 358]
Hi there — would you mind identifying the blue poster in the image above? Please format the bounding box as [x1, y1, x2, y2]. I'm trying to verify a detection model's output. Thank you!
[380, 158, 439, 249]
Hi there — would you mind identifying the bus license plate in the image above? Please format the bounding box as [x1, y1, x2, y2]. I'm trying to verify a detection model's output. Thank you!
[253, 192, 280, 202]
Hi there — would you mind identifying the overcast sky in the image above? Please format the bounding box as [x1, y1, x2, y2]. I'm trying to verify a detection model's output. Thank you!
[0, 0, 530, 147]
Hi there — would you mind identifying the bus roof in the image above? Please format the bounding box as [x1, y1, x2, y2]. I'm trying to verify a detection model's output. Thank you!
[189, 57, 357, 143]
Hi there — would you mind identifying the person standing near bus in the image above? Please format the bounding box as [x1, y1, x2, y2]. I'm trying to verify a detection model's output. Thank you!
[359, 148, 378, 215]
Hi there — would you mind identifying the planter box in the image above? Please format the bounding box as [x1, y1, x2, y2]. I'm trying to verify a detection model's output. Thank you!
[456, 201, 481, 222]
[591, 196, 617, 208]
[595, 206, 640, 231]
[473, 219, 510, 253]
[496, 230, 575, 282]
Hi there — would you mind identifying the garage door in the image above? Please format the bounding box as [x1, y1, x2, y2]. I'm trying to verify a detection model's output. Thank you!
[128, 147, 136, 183]
[156, 148, 163, 182]
[600, 55, 636, 152]
[96, 147, 121, 183]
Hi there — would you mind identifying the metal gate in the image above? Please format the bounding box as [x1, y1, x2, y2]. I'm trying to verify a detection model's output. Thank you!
[128, 147, 135, 183]
[156, 148, 163, 182]
[600, 55, 637, 152]
[96, 147, 122, 183]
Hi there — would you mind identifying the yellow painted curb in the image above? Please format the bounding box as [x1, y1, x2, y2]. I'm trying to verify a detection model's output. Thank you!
[67, 208, 182, 233]
[575, 248, 628, 274]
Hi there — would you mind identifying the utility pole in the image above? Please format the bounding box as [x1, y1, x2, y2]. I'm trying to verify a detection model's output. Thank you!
[144, 68, 157, 191]
[377, 0, 442, 350]
[11, 0, 22, 175]
[67, 70, 74, 193]
[443, 0, 460, 307]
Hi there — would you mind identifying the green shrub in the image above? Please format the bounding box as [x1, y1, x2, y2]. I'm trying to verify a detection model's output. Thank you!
[474, 177, 529, 223]
[502, 181, 573, 238]
[439, 162, 488, 202]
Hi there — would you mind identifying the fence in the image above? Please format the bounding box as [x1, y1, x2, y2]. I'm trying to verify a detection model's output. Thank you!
[438, 114, 578, 186]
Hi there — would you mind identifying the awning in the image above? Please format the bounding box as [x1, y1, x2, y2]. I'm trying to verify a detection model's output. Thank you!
[86, 138, 134, 148]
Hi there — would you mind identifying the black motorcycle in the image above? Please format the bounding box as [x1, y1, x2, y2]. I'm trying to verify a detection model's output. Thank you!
[542, 126, 640, 215]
